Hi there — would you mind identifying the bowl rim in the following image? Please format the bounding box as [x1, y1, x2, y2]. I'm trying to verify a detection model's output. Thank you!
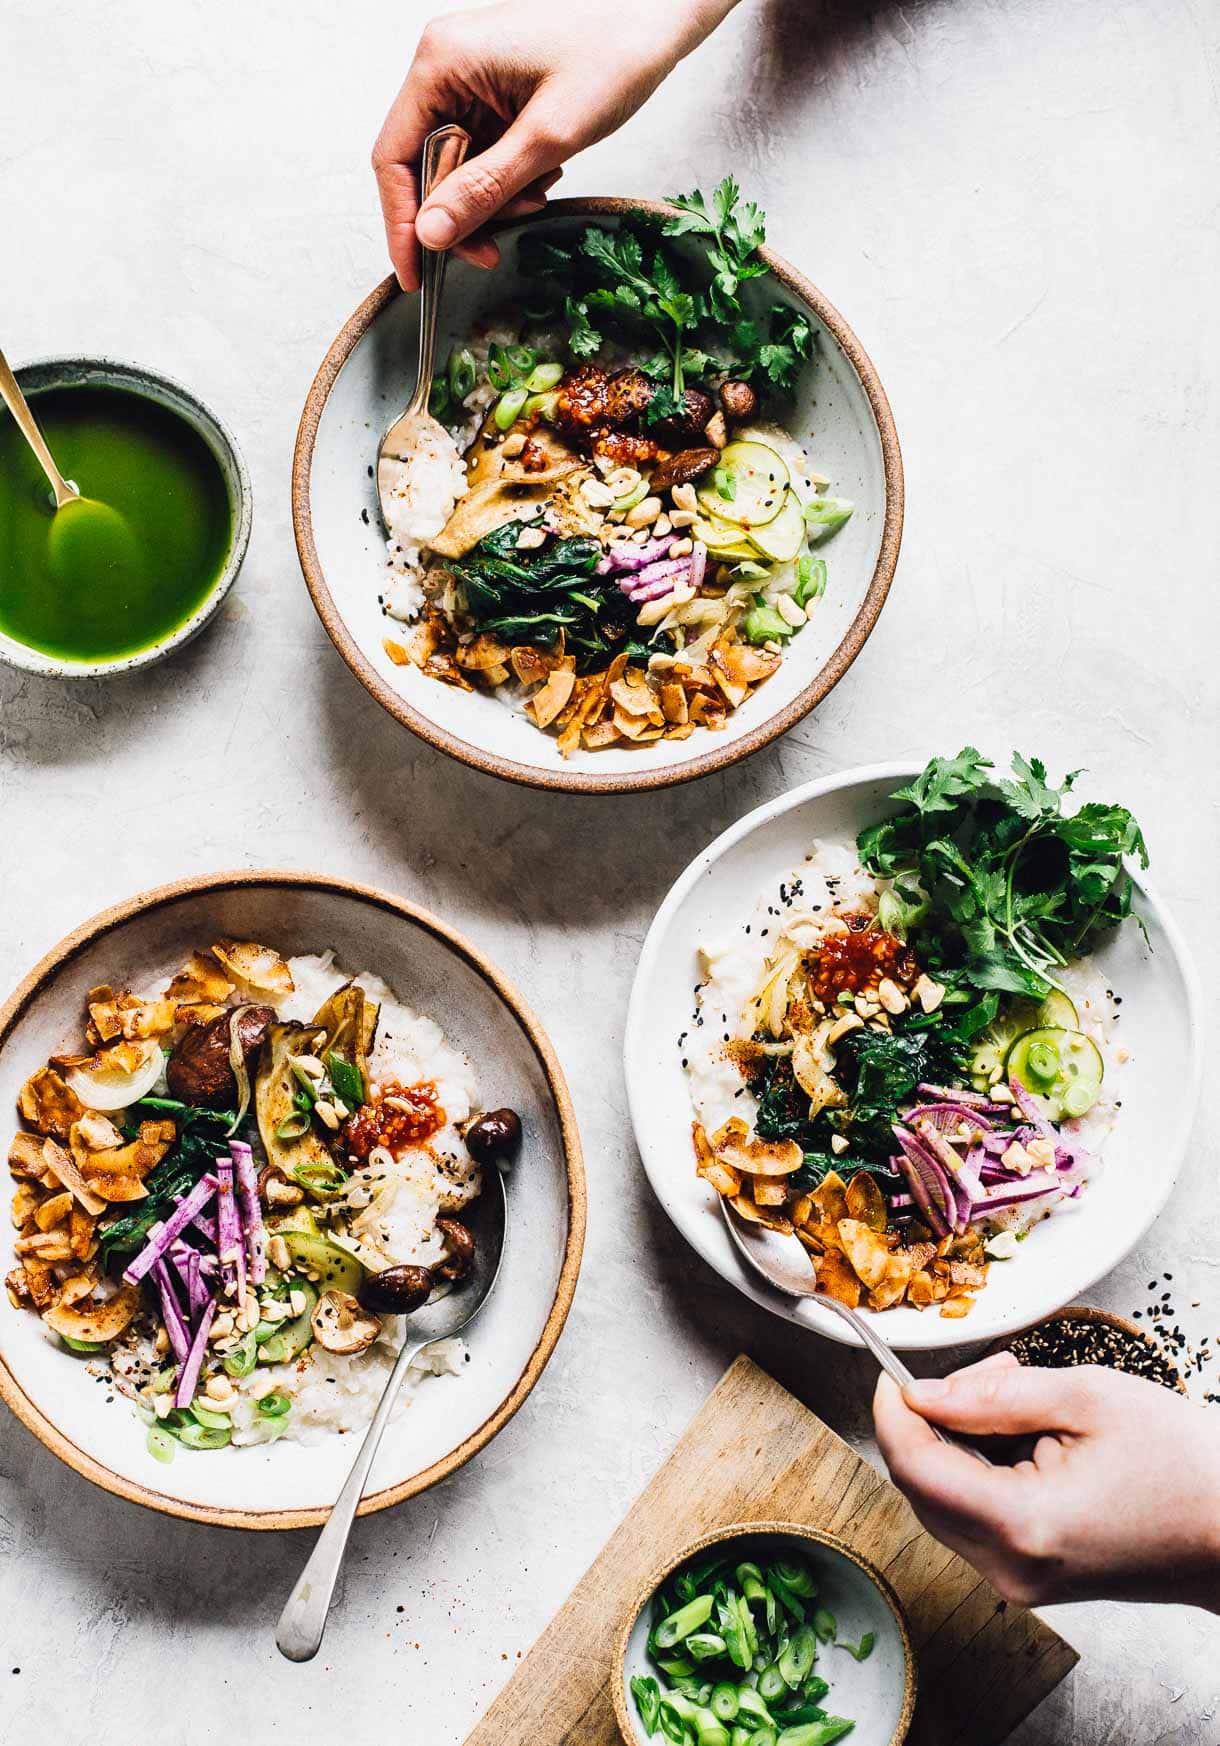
[0, 354, 253, 680]
[292, 196, 904, 795]
[610, 1518, 918, 1746]
[625, 758, 1204, 1350]
[0, 868, 586, 1529]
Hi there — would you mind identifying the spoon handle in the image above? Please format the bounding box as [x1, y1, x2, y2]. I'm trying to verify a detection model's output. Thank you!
[275, 1333, 428, 1661]
[408, 124, 471, 418]
[825, 1297, 992, 1465]
[0, 347, 77, 508]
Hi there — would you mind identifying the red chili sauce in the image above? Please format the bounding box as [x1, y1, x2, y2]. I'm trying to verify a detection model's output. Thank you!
[807, 914, 917, 1004]
[342, 1080, 445, 1160]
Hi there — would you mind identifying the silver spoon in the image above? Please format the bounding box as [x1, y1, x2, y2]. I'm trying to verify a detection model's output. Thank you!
[276, 1167, 508, 1661]
[376, 122, 470, 530]
[718, 1198, 991, 1462]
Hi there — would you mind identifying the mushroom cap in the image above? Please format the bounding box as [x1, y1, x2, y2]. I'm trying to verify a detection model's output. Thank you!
[310, 1288, 381, 1354]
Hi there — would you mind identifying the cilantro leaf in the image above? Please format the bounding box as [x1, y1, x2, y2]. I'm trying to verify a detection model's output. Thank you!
[564, 296, 602, 359]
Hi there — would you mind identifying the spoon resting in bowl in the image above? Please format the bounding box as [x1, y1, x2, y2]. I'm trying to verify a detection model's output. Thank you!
[376, 123, 470, 530]
[275, 1164, 508, 1662]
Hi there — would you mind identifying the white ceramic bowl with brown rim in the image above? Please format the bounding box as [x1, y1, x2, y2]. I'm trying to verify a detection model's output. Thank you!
[293, 199, 903, 794]
[0, 871, 584, 1529]
[613, 1521, 917, 1746]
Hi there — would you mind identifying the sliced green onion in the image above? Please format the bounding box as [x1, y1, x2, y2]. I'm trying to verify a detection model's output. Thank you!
[257, 1392, 292, 1418]
[835, 1630, 874, 1662]
[777, 1625, 817, 1688]
[428, 377, 452, 421]
[802, 497, 853, 541]
[146, 1426, 176, 1464]
[811, 1607, 837, 1645]
[447, 345, 477, 403]
[224, 1330, 259, 1378]
[275, 1111, 312, 1141]
[172, 1420, 231, 1451]
[686, 1633, 728, 1662]
[191, 1401, 233, 1431]
[743, 601, 793, 646]
[487, 343, 514, 391]
[745, 1730, 777, 1746]
[757, 1666, 787, 1703]
[523, 389, 559, 420]
[710, 1684, 740, 1723]
[151, 1364, 176, 1394]
[325, 1052, 365, 1109]
[524, 360, 563, 393]
[494, 386, 530, 431]
[60, 1334, 105, 1354]
[794, 556, 827, 607]
[773, 1560, 817, 1599]
[288, 1158, 349, 1200]
[654, 1592, 716, 1650]
[714, 467, 737, 501]
[632, 1675, 663, 1736]
[506, 343, 537, 375]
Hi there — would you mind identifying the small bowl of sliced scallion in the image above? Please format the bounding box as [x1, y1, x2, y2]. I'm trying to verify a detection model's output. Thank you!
[613, 1522, 915, 1746]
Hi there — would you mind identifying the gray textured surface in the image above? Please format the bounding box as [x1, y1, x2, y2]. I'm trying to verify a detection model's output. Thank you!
[2, 0, 1218, 1739]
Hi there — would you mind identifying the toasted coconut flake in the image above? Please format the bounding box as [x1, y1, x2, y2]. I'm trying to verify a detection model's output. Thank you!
[88, 994, 176, 1043]
[383, 638, 412, 666]
[8, 1131, 49, 1180]
[527, 665, 577, 729]
[166, 952, 235, 1005]
[837, 1218, 896, 1291]
[583, 720, 621, 749]
[660, 682, 690, 725]
[18, 1067, 84, 1141]
[729, 1193, 793, 1235]
[751, 1176, 791, 1208]
[69, 1204, 97, 1261]
[940, 1295, 975, 1319]
[845, 1172, 888, 1233]
[212, 940, 295, 998]
[715, 1131, 804, 1177]
[812, 1247, 861, 1307]
[39, 1139, 105, 1216]
[33, 1191, 73, 1231]
[455, 632, 513, 672]
[43, 1281, 141, 1344]
[718, 641, 782, 687]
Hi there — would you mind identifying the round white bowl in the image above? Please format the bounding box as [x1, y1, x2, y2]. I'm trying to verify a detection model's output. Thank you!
[294, 199, 902, 794]
[625, 762, 1201, 1351]
[0, 871, 584, 1527]
[0, 355, 252, 679]
[613, 1522, 916, 1746]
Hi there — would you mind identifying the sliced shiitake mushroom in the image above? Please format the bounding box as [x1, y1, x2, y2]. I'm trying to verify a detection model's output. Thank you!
[166, 1004, 274, 1109]
[719, 379, 759, 421]
[310, 1288, 381, 1354]
[433, 1217, 475, 1283]
[650, 447, 718, 493]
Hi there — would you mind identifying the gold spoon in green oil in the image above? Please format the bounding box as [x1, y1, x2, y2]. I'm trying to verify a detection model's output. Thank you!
[0, 346, 143, 596]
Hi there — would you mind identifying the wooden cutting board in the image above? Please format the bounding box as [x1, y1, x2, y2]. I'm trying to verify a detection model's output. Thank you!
[463, 1357, 1075, 1746]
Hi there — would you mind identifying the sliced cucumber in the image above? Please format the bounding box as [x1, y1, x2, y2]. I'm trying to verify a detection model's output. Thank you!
[279, 1230, 365, 1296]
[747, 494, 805, 563]
[1006, 1026, 1103, 1121]
[257, 1280, 319, 1364]
[690, 510, 763, 562]
[968, 992, 1080, 1090]
[697, 441, 790, 529]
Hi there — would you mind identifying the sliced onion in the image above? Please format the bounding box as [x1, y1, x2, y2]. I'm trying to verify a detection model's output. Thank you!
[66, 1041, 163, 1112]
[226, 1006, 254, 1136]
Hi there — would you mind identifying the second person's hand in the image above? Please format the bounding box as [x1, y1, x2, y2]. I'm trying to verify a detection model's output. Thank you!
[874, 1352, 1220, 1610]
[372, 0, 741, 292]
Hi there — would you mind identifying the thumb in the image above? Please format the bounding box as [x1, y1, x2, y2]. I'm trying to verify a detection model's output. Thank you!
[416, 102, 568, 250]
[902, 1360, 1103, 1437]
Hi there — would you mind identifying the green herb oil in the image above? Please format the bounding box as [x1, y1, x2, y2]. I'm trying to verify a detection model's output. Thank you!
[0, 384, 232, 663]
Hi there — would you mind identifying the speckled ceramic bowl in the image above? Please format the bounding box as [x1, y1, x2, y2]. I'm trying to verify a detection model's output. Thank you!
[613, 1522, 917, 1746]
[0, 871, 584, 1529]
[0, 356, 252, 679]
[294, 199, 902, 794]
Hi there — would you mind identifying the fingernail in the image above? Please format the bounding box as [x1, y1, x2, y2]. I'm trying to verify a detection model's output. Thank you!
[416, 207, 457, 249]
[904, 1378, 950, 1404]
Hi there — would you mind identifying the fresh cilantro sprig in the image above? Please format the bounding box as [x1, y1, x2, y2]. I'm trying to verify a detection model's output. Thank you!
[524, 177, 815, 399]
[858, 749, 1148, 1004]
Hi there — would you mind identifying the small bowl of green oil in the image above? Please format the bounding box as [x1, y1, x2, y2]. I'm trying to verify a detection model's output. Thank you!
[0, 357, 251, 676]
